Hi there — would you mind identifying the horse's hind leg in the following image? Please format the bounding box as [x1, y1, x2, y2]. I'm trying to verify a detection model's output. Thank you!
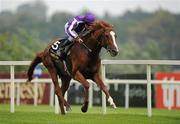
[44, 63, 65, 114]
[73, 71, 90, 113]
[94, 73, 117, 108]
[61, 76, 71, 111]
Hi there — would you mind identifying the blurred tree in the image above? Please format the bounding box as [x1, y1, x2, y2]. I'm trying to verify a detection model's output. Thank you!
[15, 0, 48, 41]
[0, 11, 17, 33]
[127, 10, 180, 59]
[17, 0, 47, 21]
[103, 8, 152, 45]
[48, 12, 73, 39]
[0, 29, 45, 61]
[0, 1, 179, 73]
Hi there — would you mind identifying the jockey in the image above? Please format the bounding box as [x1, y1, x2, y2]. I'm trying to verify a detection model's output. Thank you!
[55, 12, 96, 59]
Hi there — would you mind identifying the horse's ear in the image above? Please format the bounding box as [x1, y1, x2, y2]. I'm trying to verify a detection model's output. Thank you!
[99, 21, 106, 29]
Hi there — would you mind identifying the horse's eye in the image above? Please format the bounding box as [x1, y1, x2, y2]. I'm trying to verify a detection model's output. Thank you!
[105, 32, 109, 37]
[105, 34, 109, 38]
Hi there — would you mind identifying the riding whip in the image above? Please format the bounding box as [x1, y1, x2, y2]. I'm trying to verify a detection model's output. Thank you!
[81, 42, 92, 52]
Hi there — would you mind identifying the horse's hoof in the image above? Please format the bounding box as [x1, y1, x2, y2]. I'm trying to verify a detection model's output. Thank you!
[110, 103, 117, 109]
[61, 112, 66, 115]
[81, 101, 89, 113]
[112, 104, 117, 109]
[81, 106, 88, 113]
[108, 97, 117, 109]
[65, 106, 72, 112]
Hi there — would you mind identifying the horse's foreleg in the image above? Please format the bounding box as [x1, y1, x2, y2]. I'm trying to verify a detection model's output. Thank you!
[94, 73, 117, 108]
[73, 71, 90, 113]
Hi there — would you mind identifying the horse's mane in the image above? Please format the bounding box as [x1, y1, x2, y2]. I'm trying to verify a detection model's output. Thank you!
[93, 20, 113, 30]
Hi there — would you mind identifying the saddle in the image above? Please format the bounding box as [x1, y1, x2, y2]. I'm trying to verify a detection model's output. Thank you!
[49, 30, 91, 74]
[49, 38, 73, 60]
[49, 38, 72, 75]
[49, 29, 91, 60]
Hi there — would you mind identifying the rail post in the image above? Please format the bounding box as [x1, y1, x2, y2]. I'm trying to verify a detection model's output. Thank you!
[16, 83, 20, 106]
[34, 78, 38, 106]
[55, 95, 59, 114]
[89, 82, 93, 108]
[147, 64, 152, 117]
[125, 83, 129, 109]
[101, 63, 106, 114]
[55, 81, 61, 114]
[49, 83, 54, 107]
[10, 65, 15, 113]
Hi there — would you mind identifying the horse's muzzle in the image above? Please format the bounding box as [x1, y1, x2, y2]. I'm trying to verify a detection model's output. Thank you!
[108, 48, 119, 57]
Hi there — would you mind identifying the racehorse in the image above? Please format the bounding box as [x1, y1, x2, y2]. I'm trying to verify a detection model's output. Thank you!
[27, 20, 119, 115]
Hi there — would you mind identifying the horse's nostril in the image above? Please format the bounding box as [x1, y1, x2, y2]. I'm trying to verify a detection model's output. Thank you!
[109, 49, 118, 57]
[113, 51, 118, 56]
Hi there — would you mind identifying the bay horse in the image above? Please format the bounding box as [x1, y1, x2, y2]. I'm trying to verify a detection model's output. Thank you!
[27, 20, 119, 115]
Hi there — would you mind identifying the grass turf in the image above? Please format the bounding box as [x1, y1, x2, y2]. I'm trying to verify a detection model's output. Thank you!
[0, 104, 180, 124]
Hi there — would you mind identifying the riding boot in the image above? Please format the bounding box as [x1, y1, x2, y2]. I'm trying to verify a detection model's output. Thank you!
[59, 39, 72, 48]
[58, 39, 73, 59]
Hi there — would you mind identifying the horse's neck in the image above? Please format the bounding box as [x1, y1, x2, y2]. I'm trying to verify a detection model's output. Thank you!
[83, 36, 102, 55]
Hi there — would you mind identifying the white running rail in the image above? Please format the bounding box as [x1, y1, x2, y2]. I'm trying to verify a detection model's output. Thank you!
[1, 60, 180, 117]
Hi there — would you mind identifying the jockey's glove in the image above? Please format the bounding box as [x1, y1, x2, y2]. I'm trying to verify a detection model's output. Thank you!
[76, 36, 83, 43]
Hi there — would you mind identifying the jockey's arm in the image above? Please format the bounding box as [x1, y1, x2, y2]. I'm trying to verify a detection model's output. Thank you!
[75, 36, 83, 43]
[67, 18, 84, 43]
[67, 19, 78, 39]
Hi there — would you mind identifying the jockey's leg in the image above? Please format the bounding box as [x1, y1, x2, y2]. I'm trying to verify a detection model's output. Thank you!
[59, 38, 73, 48]
[58, 37, 74, 59]
[93, 73, 117, 108]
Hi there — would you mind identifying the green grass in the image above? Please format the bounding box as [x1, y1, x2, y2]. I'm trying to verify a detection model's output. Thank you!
[0, 104, 180, 124]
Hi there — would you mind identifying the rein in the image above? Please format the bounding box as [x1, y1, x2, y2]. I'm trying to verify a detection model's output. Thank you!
[81, 42, 92, 52]
[79, 29, 93, 53]
[80, 28, 103, 53]
[78, 23, 110, 53]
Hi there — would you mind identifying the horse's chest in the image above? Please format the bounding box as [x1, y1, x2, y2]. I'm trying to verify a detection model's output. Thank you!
[81, 61, 100, 78]
[81, 67, 95, 79]
[84, 66, 96, 73]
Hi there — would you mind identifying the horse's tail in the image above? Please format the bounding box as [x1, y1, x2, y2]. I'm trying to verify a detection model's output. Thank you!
[27, 52, 43, 82]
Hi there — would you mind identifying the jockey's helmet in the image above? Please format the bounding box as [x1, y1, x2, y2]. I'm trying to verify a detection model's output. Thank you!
[83, 13, 95, 23]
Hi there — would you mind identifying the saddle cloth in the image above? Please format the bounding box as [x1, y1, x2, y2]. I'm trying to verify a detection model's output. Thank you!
[49, 38, 66, 60]
[49, 38, 71, 75]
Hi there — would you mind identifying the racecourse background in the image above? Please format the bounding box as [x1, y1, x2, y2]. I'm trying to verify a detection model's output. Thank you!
[0, 60, 180, 117]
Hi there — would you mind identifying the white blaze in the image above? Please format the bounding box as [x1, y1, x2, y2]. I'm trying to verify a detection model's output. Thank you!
[110, 31, 119, 51]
